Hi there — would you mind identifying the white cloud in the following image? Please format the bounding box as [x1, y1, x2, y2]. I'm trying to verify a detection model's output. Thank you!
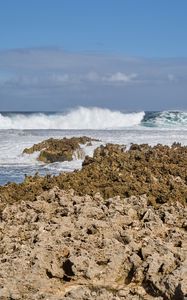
[1, 48, 187, 110]
[104, 72, 138, 83]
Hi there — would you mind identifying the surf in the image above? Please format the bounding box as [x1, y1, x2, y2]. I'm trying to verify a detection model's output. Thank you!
[142, 111, 187, 128]
[0, 107, 145, 130]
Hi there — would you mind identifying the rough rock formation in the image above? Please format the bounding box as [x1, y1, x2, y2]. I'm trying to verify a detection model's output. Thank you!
[0, 187, 186, 299]
[1, 142, 187, 207]
[23, 136, 95, 163]
[58, 143, 187, 204]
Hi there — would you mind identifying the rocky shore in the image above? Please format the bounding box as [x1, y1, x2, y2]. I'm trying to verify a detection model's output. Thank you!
[1, 142, 187, 206]
[0, 139, 187, 299]
[0, 188, 186, 299]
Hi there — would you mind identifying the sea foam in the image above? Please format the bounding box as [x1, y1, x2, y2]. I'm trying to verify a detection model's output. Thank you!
[0, 107, 145, 130]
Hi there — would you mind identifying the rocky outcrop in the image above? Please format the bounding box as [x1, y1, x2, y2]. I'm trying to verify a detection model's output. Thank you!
[59, 142, 187, 204]
[0, 187, 186, 299]
[3, 142, 187, 206]
[1, 142, 187, 299]
[23, 136, 96, 163]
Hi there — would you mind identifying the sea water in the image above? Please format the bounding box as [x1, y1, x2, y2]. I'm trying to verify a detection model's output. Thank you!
[1, 107, 187, 185]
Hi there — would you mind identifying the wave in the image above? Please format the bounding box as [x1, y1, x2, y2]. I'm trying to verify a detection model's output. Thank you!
[0, 107, 145, 130]
[142, 111, 187, 127]
[1, 108, 186, 130]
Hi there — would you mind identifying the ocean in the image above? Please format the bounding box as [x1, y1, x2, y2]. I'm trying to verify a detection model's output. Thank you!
[1, 107, 187, 186]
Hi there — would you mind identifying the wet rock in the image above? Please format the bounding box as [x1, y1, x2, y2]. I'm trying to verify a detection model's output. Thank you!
[23, 136, 97, 163]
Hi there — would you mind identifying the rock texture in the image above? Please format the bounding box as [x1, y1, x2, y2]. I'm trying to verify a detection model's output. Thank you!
[58, 143, 187, 204]
[0, 187, 186, 299]
[23, 136, 95, 163]
[1, 143, 187, 207]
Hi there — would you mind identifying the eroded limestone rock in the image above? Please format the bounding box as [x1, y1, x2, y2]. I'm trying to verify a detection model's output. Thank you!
[0, 187, 186, 299]
[1, 143, 187, 207]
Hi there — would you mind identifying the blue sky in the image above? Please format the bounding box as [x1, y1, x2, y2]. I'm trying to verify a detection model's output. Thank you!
[0, 0, 187, 110]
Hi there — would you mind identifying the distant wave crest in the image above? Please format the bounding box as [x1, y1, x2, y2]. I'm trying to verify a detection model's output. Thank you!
[142, 111, 187, 127]
[0, 107, 145, 130]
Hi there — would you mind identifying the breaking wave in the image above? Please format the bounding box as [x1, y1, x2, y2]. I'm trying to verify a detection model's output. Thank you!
[143, 111, 187, 128]
[0, 107, 145, 130]
[1, 108, 187, 130]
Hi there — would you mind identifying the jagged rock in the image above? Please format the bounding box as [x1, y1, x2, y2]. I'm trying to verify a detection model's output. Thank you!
[23, 136, 96, 163]
[0, 187, 186, 299]
[1, 142, 187, 207]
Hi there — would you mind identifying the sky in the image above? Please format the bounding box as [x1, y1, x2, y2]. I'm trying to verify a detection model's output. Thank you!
[0, 0, 187, 111]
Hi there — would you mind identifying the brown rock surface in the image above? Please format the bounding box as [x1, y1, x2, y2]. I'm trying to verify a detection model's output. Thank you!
[0, 187, 186, 299]
[23, 136, 96, 163]
[1, 142, 187, 207]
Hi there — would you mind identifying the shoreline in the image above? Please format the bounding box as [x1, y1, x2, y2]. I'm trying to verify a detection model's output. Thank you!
[1, 142, 187, 206]
[0, 139, 187, 299]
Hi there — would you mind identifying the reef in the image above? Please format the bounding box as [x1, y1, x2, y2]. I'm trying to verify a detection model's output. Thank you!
[23, 136, 96, 163]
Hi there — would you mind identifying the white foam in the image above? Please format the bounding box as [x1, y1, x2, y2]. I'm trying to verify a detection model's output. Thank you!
[0, 107, 145, 129]
[2, 127, 187, 185]
[152, 111, 187, 127]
